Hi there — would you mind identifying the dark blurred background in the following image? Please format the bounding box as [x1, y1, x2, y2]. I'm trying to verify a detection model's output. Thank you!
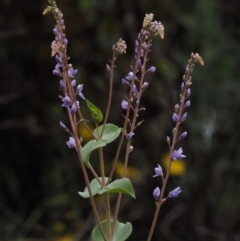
[1, 0, 240, 240]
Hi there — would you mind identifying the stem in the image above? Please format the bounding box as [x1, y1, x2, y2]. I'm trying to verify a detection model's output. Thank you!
[111, 34, 151, 234]
[147, 69, 191, 241]
[60, 50, 107, 241]
[100, 54, 116, 138]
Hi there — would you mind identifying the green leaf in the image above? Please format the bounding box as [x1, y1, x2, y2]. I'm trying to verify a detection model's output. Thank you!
[93, 124, 122, 144]
[81, 124, 122, 166]
[92, 220, 132, 241]
[86, 100, 103, 124]
[78, 177, 109, 198]
[81, 139, 106, 166]
[98, 178, 135, 198]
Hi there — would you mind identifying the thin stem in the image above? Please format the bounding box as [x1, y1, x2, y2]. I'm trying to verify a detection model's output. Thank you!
[60, 53, 107, 241]
[147, 69, 191, 241]
[100, 54, 116, 138]
[111, 34, 151, 234]
[98, 147, 111, 240]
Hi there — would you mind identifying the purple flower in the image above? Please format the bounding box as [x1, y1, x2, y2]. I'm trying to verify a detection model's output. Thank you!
[135, 40, 139, 47]
[186, 88, 191, 97]
[126, 132, 135, 140]
[61, 96, 71, 108]
[172, 147, 186, 160]
[138, 59, 142, 68]
[142, 82, 149, 91]
[53, 27, 61, 40]
[121, 100, 128, 109]
[53, 69, 62, 77]
[60, 121, 68, 131]
[172, 113, 179, 122]
[132, 84, 138, 94]
[66, 137, 76, 149]
[68, 66, 78, 78]
[55, 55, 62, 64]
[153, 187, 160, 200]
[106, 64, 111, 71]
[184, 100, 191, 108]
[168, 187, 181, 198]
[71, 101, 79, 114]
[76, 84, 86, 100]
[181, 82, 184, 91]
[174, 104, 180, 113]
[125, 72, 134, 81]
[166, 136, 170, 145]
[179, 132, 187, 140]
[180, 112, 187, 122]
[153, 164, 163, 177]
[60, 80, 65, 89]
[148, 66, 156, 73]
[63, 38, 68, 46]
[71, 79, 76, 86]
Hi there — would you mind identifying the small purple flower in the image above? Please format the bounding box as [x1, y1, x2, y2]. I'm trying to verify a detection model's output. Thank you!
[76, 84, 86, 100]
[184, 100, 191, 108]
[66, 137, 76, 149]
[174, 104, 179, 113]
[60, 80, 65, 89]
[153, 164, 163, 177]
[68, 66, 78, 78]
[53, 27, 61, 40]
[168, 187, 181, 198]
[172, 148, 186, 160]
[186, 88, 191, 97]
[63, 38, 68, 46]
[71, 79, 76, 86]
[53, 69, 62, 77]
[142, 82, 149, 91]
[106, 64, 111, 72]
[166, 136, 171, 145]
[121, 78, 129, 85]
[172, 113, 179, 122]
[126, 132, 135, 140]
[181, 82, 184, 91]
[60, 121, 68, 131]
[148, 66, 156, 73]
[135, 40, 139, 47]
[153, 187, 160, 200]
[121, 100, 128, 109]
[61, 96, 72, 108]
[132, 84, 138, 94]
[179, 132, 187, 140]
[138, 59, 142, 68]
[71, 101, 79, 114]
[125, 72, 134, 81]
[55, 55, 62, 64]
[180, 112, 187, 122]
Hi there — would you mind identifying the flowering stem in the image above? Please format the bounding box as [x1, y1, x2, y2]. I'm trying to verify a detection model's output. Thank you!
[100, 54, 117, 139]
[111, 33, 152, 235]
[147, 54, 203, 241]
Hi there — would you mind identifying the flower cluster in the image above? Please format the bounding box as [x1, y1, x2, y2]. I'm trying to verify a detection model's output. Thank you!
[46, 0, 87, 149]
[152, 53, 203, 210]
[119, 14, 163, 142]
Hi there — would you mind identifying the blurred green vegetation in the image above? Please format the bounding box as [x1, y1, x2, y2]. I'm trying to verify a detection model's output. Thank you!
[0, 0, 240, 240]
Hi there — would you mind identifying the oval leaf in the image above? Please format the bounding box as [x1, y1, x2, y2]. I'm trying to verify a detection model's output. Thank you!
[78, 177, 109, 198]
[81, 124, 122, 166]
[86, 100, 103, 123]
[98, 178, 135, 198]
[92, 220, 132, 241]
[93, 124, 122, 143]
[81, 139, 106, 166]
